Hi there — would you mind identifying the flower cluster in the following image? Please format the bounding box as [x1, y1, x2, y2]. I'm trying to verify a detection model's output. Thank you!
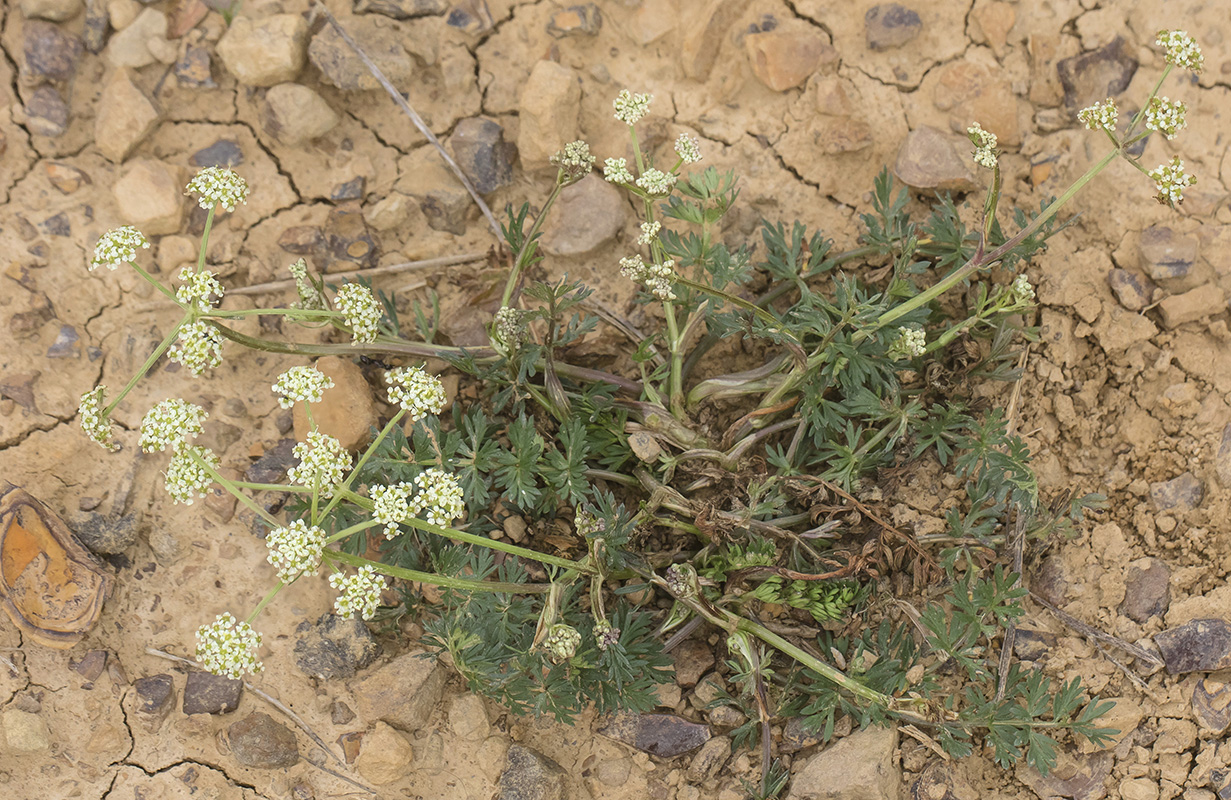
[620, 254, 677, 301]
[186, 167, 250, 212]
[550, 140, 595, 183]
[967, 123, 998, 169]
[79, 386, 118, 451]
[334, 283, 382, 344]
[176, 267, 224, 313]
[265, 520, 326, 582]
[330, 565, 385, 620]
[289, 258, 325, 311]
[1148, 156, 1196, 206]
[1011, 274, 1036, 304]
[613, 90, 652, 125]
[574, 508, 606, 538]
[889, 326, 926, 361]
[637, 221, 661, 247]
[272, 366, 334, 409]
[195, 612, 262, 679]
[90, 226, 149, 271]
[385, 366, 447, 422]
[371, 482, 414, 539]
[544, 623, 581, 663]
[139, 398, 208, 453]
[664, 564, 698, 599]
[603, 157, 634, 185]
[1144, 96, 1187, 140]
[411, 469, 465, 527]
[1156, 30, 1203, 73]
[288, 431, 352, 498]
[593, 619, 620, 651]
[168, 320, 224, 375]
[1077, 98, 1118, 133]
[493, 306, 528, 347]
[164, 445, 220, 505]
[674, 133, 702, 164]
[635, 168, 676, 197]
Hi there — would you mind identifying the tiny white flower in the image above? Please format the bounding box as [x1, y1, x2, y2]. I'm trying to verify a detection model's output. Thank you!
[164, 445, 219, 505]
[168, 320, 224, 375]
[674, 133, 702, 164]
[289, 258, 325, 311]
[1148, 156, 1196, 207]
[90, 226, 149, 271]
[1144, 96, 1187, 140]
[543, 623, 582, 663]
[889, 326, 926, 361]
[288, 431, 352, 498]
[175, 267, 225, 312]
[1156, 30, 1203, 73]
[195, 612, 262, 679]
[371, 482, 414, 539]
[265, 520, 326, 582]
[613, 89, 652, 125]
[411, 469, 465, 527]
[635, 168, 676, 196]
[493, 306, 528, 347]
[603, 157, 634, 185]
[637, 221, 662, 246]
[1077, 98, 1118, 133]
[334, 283, 382, 344]
[140, 398, 208, 453]
[550, 140, 595, 182]
[645, 258, 677, 301]
[384, 366, 447, 422]
[186, 167, 249, 212]
[1011, 274, 1035, 304]
[330, 565, 386, 620]
[967, 122, 998, 170]
[272, 366, 334, 409]
[79, 386, 119, 452]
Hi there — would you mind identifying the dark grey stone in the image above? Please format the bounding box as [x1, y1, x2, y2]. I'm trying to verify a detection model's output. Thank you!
[865, 4, 922, 51]
[294, 614, 380, 680]
[354, 0, 447, 18]
[331, 177, 366, 201]
[228, 712, 300, 768]
[47, 324, 80, 358]
[24, 21, 82, 83]
[25, 86, 69, 137]
[597, 711, 711, 758]
[1155, 619, 1231, 674]
[246, 439, 298, 484]
[75, 513, 138, 555]
[498, 744, 567, 800]
[451, 117, 515, 194]
[134, 673, 176, 731]
[1057, 37, 1137, 110]
[183, 671, 243, 715]
[1107, 268, 1154, 311]
[1149, 471, 1203, 512]
[191, 140, 244, 168]
[1119, 558, 1170, 623]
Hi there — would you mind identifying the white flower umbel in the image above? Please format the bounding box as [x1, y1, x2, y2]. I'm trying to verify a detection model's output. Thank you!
[265, 520, 326, 582]
[79, 386, 119, 452]
[637, 221, 661, 247]
[620, 254, 677, 301]
[1011, 274, 1036, 304]
[1077, 98, 1118, 133]
[169, 320, 224, 375]
[613, 89, 652, 125]
[272, 366, 334, 409]
[1144, 96, 1187, 140]
[288, 431, 352, 498]
[550, 140, 595, 183]
[186, 166, 250, 212]
[1148, 156, 1196, 206]
[635, 168, 676, 197]
[1156, 30, 1203, 73]
[385, 366, 447, 422]
[330, 565, 385, 620]
[493, 306, 527, 347]
[90, 226, 149, 271]
[164, 445, 219, 505]
[544, 623, 581, 663]
[175, 267, 225, 312]
[195, 612, 262, 679]
[889, 326, 926, 361]
[140, 398, 208, 453]
[289, 258, 325, 311]
[603, 157, 634, 185]
[371, 482, 414, 539]
[411, 469, 465, 527]
[334, 283, 381, 344]
[967, 122, 998, 169]
[674, 133, 702, 164]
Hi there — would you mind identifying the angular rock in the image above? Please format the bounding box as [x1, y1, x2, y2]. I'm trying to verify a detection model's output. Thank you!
[680, 0, 753, 81]
[2, 709, 51, 752]
[41, 211, 71, 237]
[349, 649, 445, 731]
[83, 0, 107, 53]
[597, 711, 711, 758]
[1017, 751, 1113, 800]
[781, 716, 825, 754]
[71, 649, 108, 682]
[23, 86, 69, 137]
[1138, 226, 1198, 282]
[217, 14, 309, 87]
[499, 744, 566, 800]
[517, 60, 580, 169]
[183, 670, 242, 714]
[911, 761, 972, 800]
[1057, 37, 1137, 110]
[294, 613, 380, 680]
[672, 639, 715, 689]
[1149, 471, 1203, 512]
[113, 159, 183, 235]
[278, 226, 326, 257]
[745, 30, 834, 92]
[865, 4, 922, 51]
[228, 712, 300, 769]
[22, 0, 82, 22]
[1158, 285, 1227, 329]
[96, 68, 160, 163]
[191, 139, 243, 168]
[1106, 268, 1154, 312]
[445, 0, 494, 34]
[23, 20, 82, 83]
[686, 735, 731, 782]
[787, 725, 899, 800]
[355, 722, 414, 785]
[1192, 678, 1231, 735]
[540, 174, 626, 256]
[892, 126, 976, 193]
[175, 44, 216, 88]
[133, 673, 176, 732]
[420, 187, 472, 235]
[332, 177, 365, 201]
[447, 694, 490, 742]
[1119, 558, 1170, 623]
[1155, 619, 1231, 674]
[355, 0, 447, 19]
[547, 4, 602, 38]
[262, 83, 339, 146]
[76, 513, 138, 555]
[46, 162, 91, 193]
[933, 60, 1020, 146]
[331, 701, 355, 725]
[106, 7, 168, 68]
[325, 203, 380, 269]
[245, 438, 297, 484]
[310, 17, 413, 91]
[450, 117, 515, 194]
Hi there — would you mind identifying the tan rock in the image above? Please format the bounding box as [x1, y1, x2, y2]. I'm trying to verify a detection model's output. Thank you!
[1158, 285, 1228, 329]
[2, 709, 51, 752]
[933, 59, 1020, 147]
[970, 1, 1016, 55]
[680, 0, 753, 81]
[262, 83, 339, 146]
[113, 160, 183, 235]
[95, 68, 160, 163]
[787, 725, 899, 800]
[292, 356, 378, 452]
[216, 14, 308, 87]
[517, 60, 580, 169]
[350, 649, 446, 732]
[891, 126, 977, 193]
[354, 722, 414, 785]
[541, 175, 626, 256]
[105, 8, 168, 69]
[745, 30, 835, 92]
[107, 0, 140, 29]
[629, 0, 677, 45]
[21, 0, 81, 22]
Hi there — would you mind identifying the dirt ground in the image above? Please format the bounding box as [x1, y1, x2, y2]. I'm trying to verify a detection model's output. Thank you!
[2, 0, 1230, 798]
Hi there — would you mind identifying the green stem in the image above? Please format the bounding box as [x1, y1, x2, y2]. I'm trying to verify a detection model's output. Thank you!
[501, 181, 565, 308]
[196, 207, 216, 273]
[318, 409, 407, 521]
[324, 519, 383, 545]
[245, 581, 284, 625]
[1123, 65, 1173, 139]
[228, 481, 314, 494]
[129, 261, 181, 304]
[326, 549, 552, 594]
[663, 299, 685, 415]
[103, 316, 189, 416]
[200, 455, 283, 529]
[406, 518, 596, 574]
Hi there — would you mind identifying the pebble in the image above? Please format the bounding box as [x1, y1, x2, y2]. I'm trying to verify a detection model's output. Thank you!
[910, 761, 971, 800]
[45, 161, 91, 193]
[680, 0, 752, 81]
[1119, 777, 1160, 800]
[1216, 424, 1231, 489]
[671, 639, 715, 689]
[686, 735, 731, 783]
[262, 83, 340, 146]
[332, 177, 365, 201]
[517, 60, 581, 170]
[745, 30, 834, 92]
[891, 126, 976, 193]
[182, 670, 242, 715]
[1056, 36, 1137, 110]
[354, 0, 447, 19]
[450, 117, 515, 194]
[706, 704, 747, 728]
[448, 694, 490, 741]
[76, 513, 138, 554]
[191, 139, 243, 168]
[349, 648, 446, 731]
[292, 356, 378, 451]
[293, 613, 380, 680]
[933, 60, 1020, 146]
[1016, 750, 1112, 800]
[23, 86, 69, 138]
[787, 726, 899, 800]
[690, 672, 726, 710]
[331, 701, 355, 725]
[1155, 619, 1231, 674]
[22, 0, 82, 21]
[597, 711, 711, 758]
[228, 712, 300, 769]
[865, 4, 922, 50]
[364, 193, 411, 231]
[780, 716, 824, 753]
[217, 14, 309, 87]
[540, 175, 626, 256]
[176, 44, 217, 88]
[355, 722, 415, 785]
[83, 0, 107, 53]
[245, 438, 297, 484]
[1119, 558, 1170, 623]
[547, 4, 602, 38]
[23, 20, 83, 84]
[1138, 226, 1198, 282]
[309, 17, 413, 91]
[498, 744, 567, 800]
[47, 322, 81, 354]
[95, 68, 161, 163]
[420, 187, 472, 235]
[133, 673, 176, 732]
[1192, 678, 1231, 735]
[71, 649, 108, 684]
[278, 225, 326, 257]
[113, 159, 183, 235]
[107, 0, 140, 29]
[2, 709, 52, 752]
[106, 8, 169, 69]
[446, 0, 494, 34]
[970, 1, 1014, 55]
[1106, 268, 1154, 312]
[326, 203, 381, 268]
[1158, 285, 1227, 328]
[1149, 471, 1203, 512]
[594, 756, 631, 787]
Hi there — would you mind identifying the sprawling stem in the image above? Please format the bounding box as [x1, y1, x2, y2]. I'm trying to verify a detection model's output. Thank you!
[326, 549, 551, 594]
[501, 180, 565, 308]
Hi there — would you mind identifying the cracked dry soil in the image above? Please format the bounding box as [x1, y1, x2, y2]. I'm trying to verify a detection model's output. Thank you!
[2, 0, 1231, 799]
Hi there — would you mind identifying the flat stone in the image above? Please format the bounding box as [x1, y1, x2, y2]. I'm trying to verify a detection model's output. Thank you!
[190, 139, 243, 168]
[262, 83, 339, 146]
[355, 722, 415, 785]
[892, 126, 977, 193]
[41, 211, 71, 237]
[95, 68, 161, 163]
[787, 725, 899, 800]
[245, 438, 297, 484]
[450, 117, 515, 195]
[310, 17, 413, 91]
[933, 60, 1020, 146]
[1118, 778, 1159, 800]
[1057, 36, 1137, 110]
[447, 694, 490, 742]
[745, 30, 834, 92]
[71, 649, 108, 681]
[1192, 678, 1231, 735]
[106, 7, 168, 69]
[1106, 268, 1154, 312]
[1139, 226, 1198, 282]
[540, 174, 626, 256]
[182, 670, 242, 715]
[23, 20, 82, 83]
[780, 716, 825, 753]
[420, 187, 472, 236]
[911, 761, 972, 800]
[597, 711, 711, 758]
[45, 162, 91, 193]
[547, 4, 602, 38]
[332, 177, 366, 201]
[671, 639, 714, 689]
[293, 612, 380, 680]
[76, 513, 138, 555]
[517, 60, 580, 169]
[1158, 285, 1227, 328]
[349, 649, 445, 732]
[83, 0, 107, 53]
[278, 226, 326, 257]
[865, 4, 922, 51]
[1119, 558, 1170, 623]
[113, 159, 183, 235]
[2, 709, 51, 752]
[217, 14, 309, 87]
[325, 203, 380, 269]
[175, 44, 216, 88]
[46, 323, 80, 357]
[680, 0, 753, 81]
[133, 673, 176, 732]
[1016, 750, 1112, 800]
[355, 0, 447, 19]
[686, 735, 731, 782]
[1155, 619, 1231, 674]
[228, 712, 299, 769]
[445, 0, 494, 34]
[498, 744, 567, 800]
[22, 0, 82, 22]
[331, 701, 355, 725]
[23, 86, 69, 137]
[1149, 471, 1203, 512]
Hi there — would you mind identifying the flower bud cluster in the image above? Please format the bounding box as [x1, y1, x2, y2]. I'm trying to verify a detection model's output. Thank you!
[176, 267, 225, 312]
[1148, 156, 1196, 206]
[620, 254, 677, 301]
[385, 366, 447, 422]
[967, 123, 998, 170]
[90, 226, 149, 271]
[1077, 98, 1118, 133]
[334, 283, 382, 344]
[1144, 96, 1187, 140]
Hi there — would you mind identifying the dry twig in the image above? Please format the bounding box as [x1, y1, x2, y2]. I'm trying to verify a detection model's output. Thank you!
[230, 252, 487, 296]
[1027, 593, 1165, 668]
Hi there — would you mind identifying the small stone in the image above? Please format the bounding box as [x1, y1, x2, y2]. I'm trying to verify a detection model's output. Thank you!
[910, 761, 971, 800]
[865, 4, 922, 51]
[291, 357, 378, 452]
[22, 0, 82, 22]
[597, 711, 711, 758]
[217, 14, 309, 87]
[787, 725, 899, 800]
[445, 0, 494, 34]
[933, 60, 1020, 146]
[23, 20, 82, 83]
[332, 177, 365, 201]
[1119, 778, 1159, 800]
[1192, 678, 1231, 735]
[330, 701, 355, 725]
[517, 60, 580, 170]
[106, 8, 168, 69]
[672, 639, 714, 689]
[113, 159, 183, 235]
[498, 744, 567, 800]
[2, 709, 52, 752]
[1119, 558, 1170, 623]
[262, 83, 340, 146]
[191, 139, 244, 168]
[76, 513, 139, 555]
[310, 17, 413, 91]
[780, 717, 824, 753]
[355, 722, 414, 785]
[228, 712, 300, 769]
[680, 0, 753, 81]
[654, 682, 682, 708]
[547, 4, 602, 38]
[1158, 285, 1228, 329]
[245, 438, 297, 484]
[1155, 619, 1231, 674]
[1216, 424, 1231, 489]
[1017, 750, 1112, 800]
[420, 187, 472, 236]
[45, 162, 91, 193]
[970, 1, 1014, 55]
[1056, 37, 1137, 110]
[745, 30, 834, 92]
[349, 649, 446, 731]
[1078, 698, 1143, 753]
[706, 704, 747, 728]
[133, 673, 176, 732]
[46, 322, 80, 356]
[23, 86, 69, 137]
[355, 0, 447, 19]
[71, 649, 108, 681]
[364, 194, 411, 232]
[175, 44, 216, 88]
[83, 0, 107, 53]
[594, 756, 631, 787]
[1138, 226, 1198, 282]
[95, 68, 161, 163]
[293, 613, 380, 680]
[278, 226, 327, 256]
[1106, 268, 1155, 312]
[690, 673, 726, 710]
[540, 174, 626, 256]
[686, 736, 731, 783]
[892, 126, 976, 193]
[1149, 472, 1203, 512]
[108, 0, 139, 29]
[182, 670, 242, 715]
[325, 203, 380, 270]
[450, 117, 515, 195]
[448, 694, 490, 742]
